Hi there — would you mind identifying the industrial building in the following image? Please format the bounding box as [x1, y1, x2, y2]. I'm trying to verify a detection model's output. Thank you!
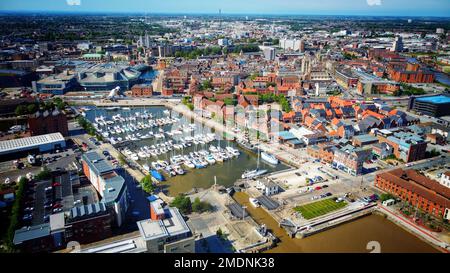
[0, 132, 66, 158]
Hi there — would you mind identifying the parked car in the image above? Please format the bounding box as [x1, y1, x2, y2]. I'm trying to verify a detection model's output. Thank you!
[24, 207, 34, 212]
[52, 208, 63, 213]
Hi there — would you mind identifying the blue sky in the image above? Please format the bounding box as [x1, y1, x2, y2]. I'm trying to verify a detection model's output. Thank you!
[0, 0, 449, 17]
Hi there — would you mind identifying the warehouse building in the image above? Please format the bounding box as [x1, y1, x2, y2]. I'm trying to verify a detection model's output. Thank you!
[0, 133, 65, 159]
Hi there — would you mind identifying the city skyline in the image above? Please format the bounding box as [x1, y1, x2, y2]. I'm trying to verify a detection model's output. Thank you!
[0, 0, 449, 17]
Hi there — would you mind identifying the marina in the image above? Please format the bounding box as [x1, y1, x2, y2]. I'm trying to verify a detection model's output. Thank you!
[82, 106, 288, 196]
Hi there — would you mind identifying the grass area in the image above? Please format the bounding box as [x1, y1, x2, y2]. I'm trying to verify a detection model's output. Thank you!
[294, 198, 347, 220]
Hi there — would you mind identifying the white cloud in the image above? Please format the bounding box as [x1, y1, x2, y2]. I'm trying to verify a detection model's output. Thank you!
[367, 0, 382, 6]
[66, 0, 81, 6]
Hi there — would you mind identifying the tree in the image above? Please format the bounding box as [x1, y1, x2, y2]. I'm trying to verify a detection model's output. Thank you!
[140, 175, 155, 193]
[36, 167, 51, 180]
[380, 193, 395, 202]
[15, 105, 27, 116]
[192, 197, 213, 213]
[171, 194, 192, 214]
[118, 154, 126, 166]
[5, 177, 28, 252]
[26, 103, 38, 114]
[199, 79, 213, 91]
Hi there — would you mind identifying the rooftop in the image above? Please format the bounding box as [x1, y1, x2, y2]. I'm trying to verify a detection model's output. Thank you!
[0, 133, 65, 155]
[416, 95, 450, 105]
[13, 224, 51, 245]
[137, 207, 191, 241]
[82, 151, 114, 176]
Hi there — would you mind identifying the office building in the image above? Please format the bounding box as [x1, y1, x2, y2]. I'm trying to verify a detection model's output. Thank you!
[136, 196, 195, 253]
[408, 95, 450, 117]
[81, 151, 129, 226]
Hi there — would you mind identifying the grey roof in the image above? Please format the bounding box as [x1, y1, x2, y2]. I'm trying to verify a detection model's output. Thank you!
[13, 224, 51, 245]
[137, 207, 191, 241]
[0, 133, 65, 155]
[102, 175, 126, 204]
[69, 202, 107, 221]
[81, 151, 113, 176]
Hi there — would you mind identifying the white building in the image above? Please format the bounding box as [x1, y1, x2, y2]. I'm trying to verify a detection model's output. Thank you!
[256, 178, 279, 196]
[218, 38, 231, 46]
[262, 46, 276, 61]
[279, 39, 303, 51]
[0, 133, 66, 157]
[440, 172, 450, 188]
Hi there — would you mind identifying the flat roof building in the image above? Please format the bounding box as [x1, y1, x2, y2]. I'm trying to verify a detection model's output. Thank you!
[81, 150, 129, 227]
[0, 132, 65, 157]
[408, 95, 450, 117]
[137, 206, 195, 253]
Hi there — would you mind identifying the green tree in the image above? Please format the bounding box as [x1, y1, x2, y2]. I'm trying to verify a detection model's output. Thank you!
[5, 177, 27, 251]
[170, 194, 192, 214]
[380, 193, 395, 202]
[26, 103, 38, 114]
[140, 175, 156, 193]
[15, 105, 27, 116]
[36, 167, 52, 180]
[192, 197, 213, 213]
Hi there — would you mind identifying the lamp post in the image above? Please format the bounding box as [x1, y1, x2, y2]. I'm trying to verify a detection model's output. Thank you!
[242, 205, 247, 220]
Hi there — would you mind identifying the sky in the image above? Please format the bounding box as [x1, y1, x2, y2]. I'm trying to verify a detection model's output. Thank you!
[0, 0, 449, 17]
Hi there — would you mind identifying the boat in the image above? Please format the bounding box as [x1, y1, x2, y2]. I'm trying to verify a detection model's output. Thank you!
[205, 155, 216, 165]
[106, 106, 120, 111]
[241, 169, 268, 179]
[183, 160, 196, 169]
[261, 152, 279, 165]
[173, 165, 186, 175]
[249, 198, 261, 208]
[151, 169, 165, 181]
[236, 139, 258, 153]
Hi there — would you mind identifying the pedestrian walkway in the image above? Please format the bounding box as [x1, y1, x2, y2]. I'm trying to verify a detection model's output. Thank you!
[378, 205, 449, 252]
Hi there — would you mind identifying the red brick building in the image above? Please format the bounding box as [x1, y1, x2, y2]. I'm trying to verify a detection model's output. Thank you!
[131, 84, 153, 97]
[388, 63, 435, 83]
[376, 168, 450, 219]
[28, 109, 68, 137]
[306, 142, 336, 164]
